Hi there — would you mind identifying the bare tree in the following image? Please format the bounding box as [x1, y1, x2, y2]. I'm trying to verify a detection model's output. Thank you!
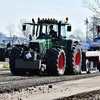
[85, 15, 100, 41]
[6, 23, 15, 37]
[73, 29, 85, 41]
[83, 0, 100, 16]
[18, 19, 31, 38]
[69, 34, 76, 39]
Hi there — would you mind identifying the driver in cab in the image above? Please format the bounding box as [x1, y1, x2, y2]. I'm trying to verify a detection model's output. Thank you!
[49, 25, 57, 38]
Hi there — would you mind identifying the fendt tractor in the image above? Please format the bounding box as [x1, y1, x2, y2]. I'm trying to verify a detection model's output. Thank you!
[9, 17, 100, 75]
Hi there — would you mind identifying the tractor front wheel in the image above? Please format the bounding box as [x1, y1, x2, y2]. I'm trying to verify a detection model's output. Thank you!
[46, 48, 66, 75]
[9, 47, 26, 75]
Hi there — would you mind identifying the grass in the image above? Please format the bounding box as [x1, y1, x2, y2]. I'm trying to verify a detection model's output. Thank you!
[0, 67, 10, 70]
[0, 63, 10, 70]
[3, 64, 9, 66]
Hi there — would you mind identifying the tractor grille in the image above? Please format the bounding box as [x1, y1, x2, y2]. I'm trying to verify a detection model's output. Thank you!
[29, 42, 43, 53]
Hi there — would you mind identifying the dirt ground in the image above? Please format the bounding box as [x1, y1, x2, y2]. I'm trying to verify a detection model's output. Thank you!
[0, 61, 100, 100]
[0, 76, 100, 100]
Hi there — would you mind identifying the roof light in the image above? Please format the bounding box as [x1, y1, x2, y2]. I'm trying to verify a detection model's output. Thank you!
[38, 17, 40, 20]
[66, 17, 68, 20]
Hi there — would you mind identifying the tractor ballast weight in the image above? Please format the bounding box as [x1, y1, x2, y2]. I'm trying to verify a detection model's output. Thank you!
[9, 17, 83, 75]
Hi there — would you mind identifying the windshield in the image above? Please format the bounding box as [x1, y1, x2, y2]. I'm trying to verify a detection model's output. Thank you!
[36, 24, 58, 37]
[61, 25, 67, 38]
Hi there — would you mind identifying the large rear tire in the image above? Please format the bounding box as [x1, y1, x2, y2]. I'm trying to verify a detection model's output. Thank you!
[9, 47, 25, 75]
[97, 65, 100, 71]
[46, 48, 66, 75]
[0, 49, 5, 61]
[67, 43, 82, 75]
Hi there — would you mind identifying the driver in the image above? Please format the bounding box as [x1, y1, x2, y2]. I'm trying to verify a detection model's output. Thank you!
[49, 25, 57, 38]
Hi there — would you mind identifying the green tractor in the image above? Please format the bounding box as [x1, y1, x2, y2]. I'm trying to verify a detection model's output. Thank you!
[9, 17, 82, 75]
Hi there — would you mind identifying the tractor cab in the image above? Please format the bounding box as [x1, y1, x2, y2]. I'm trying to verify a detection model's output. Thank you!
[23, 17, 71, 42]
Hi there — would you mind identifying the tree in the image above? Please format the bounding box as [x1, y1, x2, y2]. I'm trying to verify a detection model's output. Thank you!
[72, 29, 85, 42]
[82, 0, 100, 41]
[83, 0, 100, 16]
[84, 15, 100, 41]
[6, 23, 15, 37]
[88, 15, 99, 40]
[18, 19, 31, 38]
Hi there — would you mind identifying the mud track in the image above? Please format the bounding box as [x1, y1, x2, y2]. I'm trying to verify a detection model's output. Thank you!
[0, 70, 100, 94]
[56, 90, 100, 100]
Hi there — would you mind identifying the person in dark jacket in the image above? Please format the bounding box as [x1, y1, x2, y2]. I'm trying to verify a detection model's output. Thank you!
[7, 42, 11, 48]
[49, 25, 57, 38]
[29, 34, 32, 41]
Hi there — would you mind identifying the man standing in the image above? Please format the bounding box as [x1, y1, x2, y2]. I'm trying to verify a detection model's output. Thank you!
[7, 42, 11, 48]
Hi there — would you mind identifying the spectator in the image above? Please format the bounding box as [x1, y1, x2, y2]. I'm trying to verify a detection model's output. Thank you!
[7, 42, 11, 48]
[29, 34, 32, 41]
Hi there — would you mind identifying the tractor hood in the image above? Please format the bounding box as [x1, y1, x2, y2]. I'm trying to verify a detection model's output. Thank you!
[29, 39, 52, 54]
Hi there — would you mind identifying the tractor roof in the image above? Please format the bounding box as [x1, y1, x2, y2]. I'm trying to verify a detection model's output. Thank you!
[24, 17, 69, 25]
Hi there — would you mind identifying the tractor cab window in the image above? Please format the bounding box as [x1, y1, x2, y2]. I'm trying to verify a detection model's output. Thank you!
[37, 25, 47, 37]
[48, 25, 58, 38]
[61, 25, 67, 38]
[37, 24, 58, 38]
[42, 25, 46, 33]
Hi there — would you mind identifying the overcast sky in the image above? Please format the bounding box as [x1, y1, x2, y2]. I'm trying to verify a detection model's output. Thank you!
[0, 0, 94, 37]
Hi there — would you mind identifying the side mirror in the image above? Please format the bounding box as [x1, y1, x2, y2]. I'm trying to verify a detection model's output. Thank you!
[67, 26, 71, 32]
[23, 25, 26, 31]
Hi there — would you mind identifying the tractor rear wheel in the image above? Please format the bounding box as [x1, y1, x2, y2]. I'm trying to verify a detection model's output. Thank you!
[46, 48, 66, 75]
[67, 43, 82, 75]
[9, 47, 26, 75]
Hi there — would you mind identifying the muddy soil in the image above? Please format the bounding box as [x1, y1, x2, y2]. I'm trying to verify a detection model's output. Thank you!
[1, 62, 100, 100]
[0, 71, 100, 94]
[0, 76, 100, 100]
[56, 90, 100, 100]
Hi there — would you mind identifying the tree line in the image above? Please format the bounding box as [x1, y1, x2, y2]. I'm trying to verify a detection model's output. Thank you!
[70, 0, 100, 42]
[6, 19, 31, 39]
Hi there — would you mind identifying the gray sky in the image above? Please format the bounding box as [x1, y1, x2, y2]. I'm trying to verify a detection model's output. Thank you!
[0, 0, 94, 37]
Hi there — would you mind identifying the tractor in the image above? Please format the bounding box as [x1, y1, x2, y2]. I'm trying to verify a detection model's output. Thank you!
[9, 17, 83, 75]
[0, 39, 14, 61]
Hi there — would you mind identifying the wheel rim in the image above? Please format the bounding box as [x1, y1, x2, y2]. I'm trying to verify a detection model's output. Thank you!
[75, 52, 80, 67]
[58, 54, 64, 71]
[86, 61, 89, 73]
